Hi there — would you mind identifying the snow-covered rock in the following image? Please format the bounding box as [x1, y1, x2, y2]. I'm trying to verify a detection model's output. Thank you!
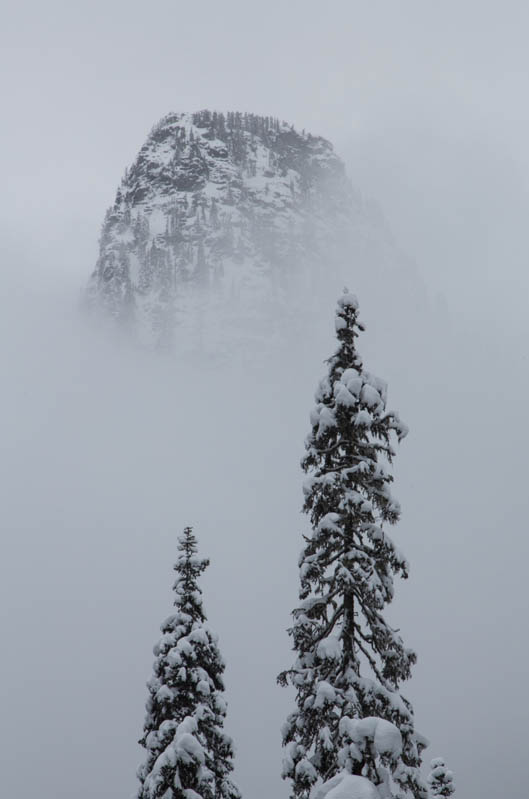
[85, 110, 380, 353]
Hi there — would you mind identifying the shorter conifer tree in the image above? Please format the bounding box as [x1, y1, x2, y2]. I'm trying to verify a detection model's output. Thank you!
[428, 758, 455, 797]
[137, 527, 240, 799]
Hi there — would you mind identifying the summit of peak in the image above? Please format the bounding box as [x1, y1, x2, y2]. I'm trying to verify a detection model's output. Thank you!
[85, 110, 375, 355]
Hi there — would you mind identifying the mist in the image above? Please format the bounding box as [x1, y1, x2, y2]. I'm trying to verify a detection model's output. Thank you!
[2, 3, 529, 799]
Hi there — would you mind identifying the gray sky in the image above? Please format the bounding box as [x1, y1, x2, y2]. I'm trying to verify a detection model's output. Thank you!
[1, 3, 529, 799]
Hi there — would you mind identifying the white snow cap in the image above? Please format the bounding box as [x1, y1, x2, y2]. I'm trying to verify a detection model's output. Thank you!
[339, 716, 403, 759]
[316, 635, 342, 661]
[312, 773, 379, 799]
[430, 758, 446, 769]
[337, 290, 359, 311]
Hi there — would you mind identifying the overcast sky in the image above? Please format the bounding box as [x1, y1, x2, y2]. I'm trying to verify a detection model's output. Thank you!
[1, 3, 528, 799]
[3, 0, 529, 317]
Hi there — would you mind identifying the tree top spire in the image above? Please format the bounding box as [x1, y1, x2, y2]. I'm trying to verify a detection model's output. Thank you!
[329, 291, 365, 379]
[173, 526, 210, 621]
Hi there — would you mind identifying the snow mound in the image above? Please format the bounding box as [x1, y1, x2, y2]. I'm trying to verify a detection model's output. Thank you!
[313, 773, 380, 799]
[339, 716, 403, 759]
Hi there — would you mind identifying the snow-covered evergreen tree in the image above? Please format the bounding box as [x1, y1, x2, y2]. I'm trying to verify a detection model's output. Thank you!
[278, 291, 428, 799]
[137, 527, 240, 799]
[427, 759, 454, 797]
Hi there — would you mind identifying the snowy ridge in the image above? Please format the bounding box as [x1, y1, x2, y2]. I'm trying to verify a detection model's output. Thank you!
[85, 110, 372, 353]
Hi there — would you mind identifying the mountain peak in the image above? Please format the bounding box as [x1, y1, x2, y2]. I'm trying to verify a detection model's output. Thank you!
[86, 109, 359, 353]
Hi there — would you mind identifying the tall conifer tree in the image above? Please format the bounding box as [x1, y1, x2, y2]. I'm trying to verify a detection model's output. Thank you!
[137, 528, 240, 799]
[278, 292, 428, 799]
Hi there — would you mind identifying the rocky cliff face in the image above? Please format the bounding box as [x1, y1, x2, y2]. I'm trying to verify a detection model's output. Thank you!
[85, 111, 380, 354]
